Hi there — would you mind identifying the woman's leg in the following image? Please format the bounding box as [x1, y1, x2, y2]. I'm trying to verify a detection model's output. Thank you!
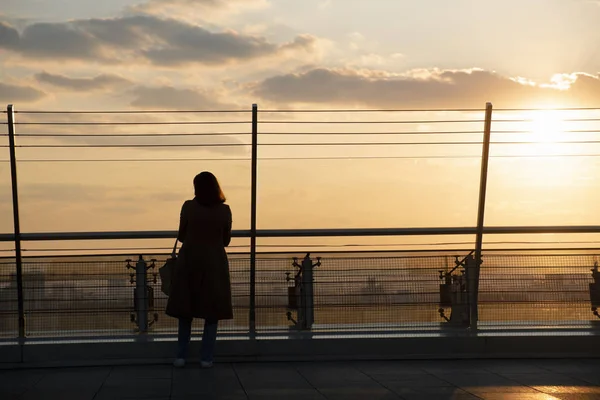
[177, 317, 193, 359]
[200, 319, 219, 362]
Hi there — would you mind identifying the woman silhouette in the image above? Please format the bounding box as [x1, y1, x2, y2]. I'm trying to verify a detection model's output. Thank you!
[166, 171, 233, 368]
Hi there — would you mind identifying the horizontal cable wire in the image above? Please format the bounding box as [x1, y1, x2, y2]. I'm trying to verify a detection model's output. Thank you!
[9, 107, 600, 113]
[7, 140, 600, 148]
[494, 107, 600, 112]
[11, 144, 248, 148]
[13, 121, 249, 125]
[5, 130, 600, 138]
[258, 119, 487, 124]
[13, 110, 250, 114]
[222, 118, 600, 124]
[0, 129, 600, 143]
[14, 132, 251, 137]
[2, 154, 600, 163]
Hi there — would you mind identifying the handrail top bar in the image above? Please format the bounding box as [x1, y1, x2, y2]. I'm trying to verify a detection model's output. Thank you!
[0, 226, 599, 242]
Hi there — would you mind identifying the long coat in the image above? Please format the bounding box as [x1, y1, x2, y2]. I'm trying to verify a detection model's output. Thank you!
[166, 199, 233, 321]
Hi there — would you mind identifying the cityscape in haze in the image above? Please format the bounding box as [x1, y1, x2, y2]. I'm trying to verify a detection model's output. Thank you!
[1, 0, 600, 254]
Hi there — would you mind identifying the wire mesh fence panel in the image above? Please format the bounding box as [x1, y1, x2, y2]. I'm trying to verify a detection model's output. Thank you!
[312, 255, 454, 331]
[0, 261, 18, 339]
[11, 251, 600, 338]
[255, 257, 297, 332]
[21, 255, 251, 338]
[23, 258, 133, 338]
[478, 254, 599, 329]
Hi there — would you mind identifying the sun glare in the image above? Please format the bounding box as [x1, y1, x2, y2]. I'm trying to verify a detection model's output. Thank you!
[504, 108, 583, 186]
[523, 110, 568, 155]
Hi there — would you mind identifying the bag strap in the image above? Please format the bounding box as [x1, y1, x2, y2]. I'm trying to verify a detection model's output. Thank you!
[171, 239, 178, 258]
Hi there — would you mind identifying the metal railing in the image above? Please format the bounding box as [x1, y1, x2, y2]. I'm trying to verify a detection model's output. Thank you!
[2, 103, 600, 342]
[1, 247, 600, 341]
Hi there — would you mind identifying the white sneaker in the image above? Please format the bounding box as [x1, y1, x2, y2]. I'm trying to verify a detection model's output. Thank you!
[173, 358, 186, 368]
[200, 361, 213, 368]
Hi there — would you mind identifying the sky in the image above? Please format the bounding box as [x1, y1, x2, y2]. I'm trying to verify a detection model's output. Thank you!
[1, 0, 600, 254]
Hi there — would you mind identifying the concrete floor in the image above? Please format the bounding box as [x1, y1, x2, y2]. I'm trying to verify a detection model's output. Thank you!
[1, 358, 600, 400]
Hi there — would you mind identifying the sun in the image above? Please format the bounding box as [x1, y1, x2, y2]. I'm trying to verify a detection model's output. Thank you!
[524, 110, 567, 155]
[503, 108, 584, 187]
[514, 110, 567, 157]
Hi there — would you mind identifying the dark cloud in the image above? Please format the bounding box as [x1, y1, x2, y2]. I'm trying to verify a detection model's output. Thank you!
[253, 68, 600, 108]
[0, 16, 315, 65]
[35, 72, 131, 91]
[0, 82, 45, 102]
[0, 21, 19, 48]
[0, 21, 100, 59]
[130, 85, 229, 109]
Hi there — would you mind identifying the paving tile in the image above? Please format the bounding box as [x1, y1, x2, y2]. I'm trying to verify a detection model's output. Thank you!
[572, 360, 600, 371]
[171, 380, 245, 397]
[352, 361, 429, 376]
[25, 367, 109, 399]
[375, 375, 456, 387]
[246, 388, 326, 399]
[108, 365, 172, 380]
[172, 395, 248, 400]
[481, 361, 551, 374]
[95, 395, 171, 400]
[572, 375, 600, 386]
[465, 386, 541, 396]
[0, 394, 22, 400]
[173, 363, 237, 378]
[171, 367, 244, 397]
[397, 394, 481, 400]
[428, 372, 526, 388]
[305, 380, 385, 391]
[234, 364, 312, 390]
[422, 360, 498, 374]
[94, 377, 171, 399]
[297, 364, 375, 388]
[551, 395, 600, 400]
[500, 373, 590, 387]
[534, 386, 600, 394]
[534, 361, 599, 374]
[318, 386, 400, 400]
[475, 394, 561, 400]
[0, 369, 46, 395]
[382, 384, 470, 396]
[20, 387, 99, 400]
[34, 368, 110, 386]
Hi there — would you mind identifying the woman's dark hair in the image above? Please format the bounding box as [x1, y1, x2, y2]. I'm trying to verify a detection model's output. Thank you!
[193, 171, 226, 206]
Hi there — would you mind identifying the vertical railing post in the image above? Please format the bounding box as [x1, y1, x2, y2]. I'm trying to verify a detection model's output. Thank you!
[472, 102, 493, 331]
[7, 104, 25, 344]
[249, 103, 258, 336]
[135, 255, 149, 338]
[301, 254, 320, 330]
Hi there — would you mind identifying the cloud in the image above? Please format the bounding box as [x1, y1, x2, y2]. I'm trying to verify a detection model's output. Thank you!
[0, 21, 19, 48]
[130, 85, 229, 109]
[252, 67, 600, 108]
[35, 72, 131, 91]
[129, 0, 269, 20]
[0, 21, 99, 59]
[133, 0, 265, 11]
[0, 15, 314, 65]
[0, 82, 45, 102]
